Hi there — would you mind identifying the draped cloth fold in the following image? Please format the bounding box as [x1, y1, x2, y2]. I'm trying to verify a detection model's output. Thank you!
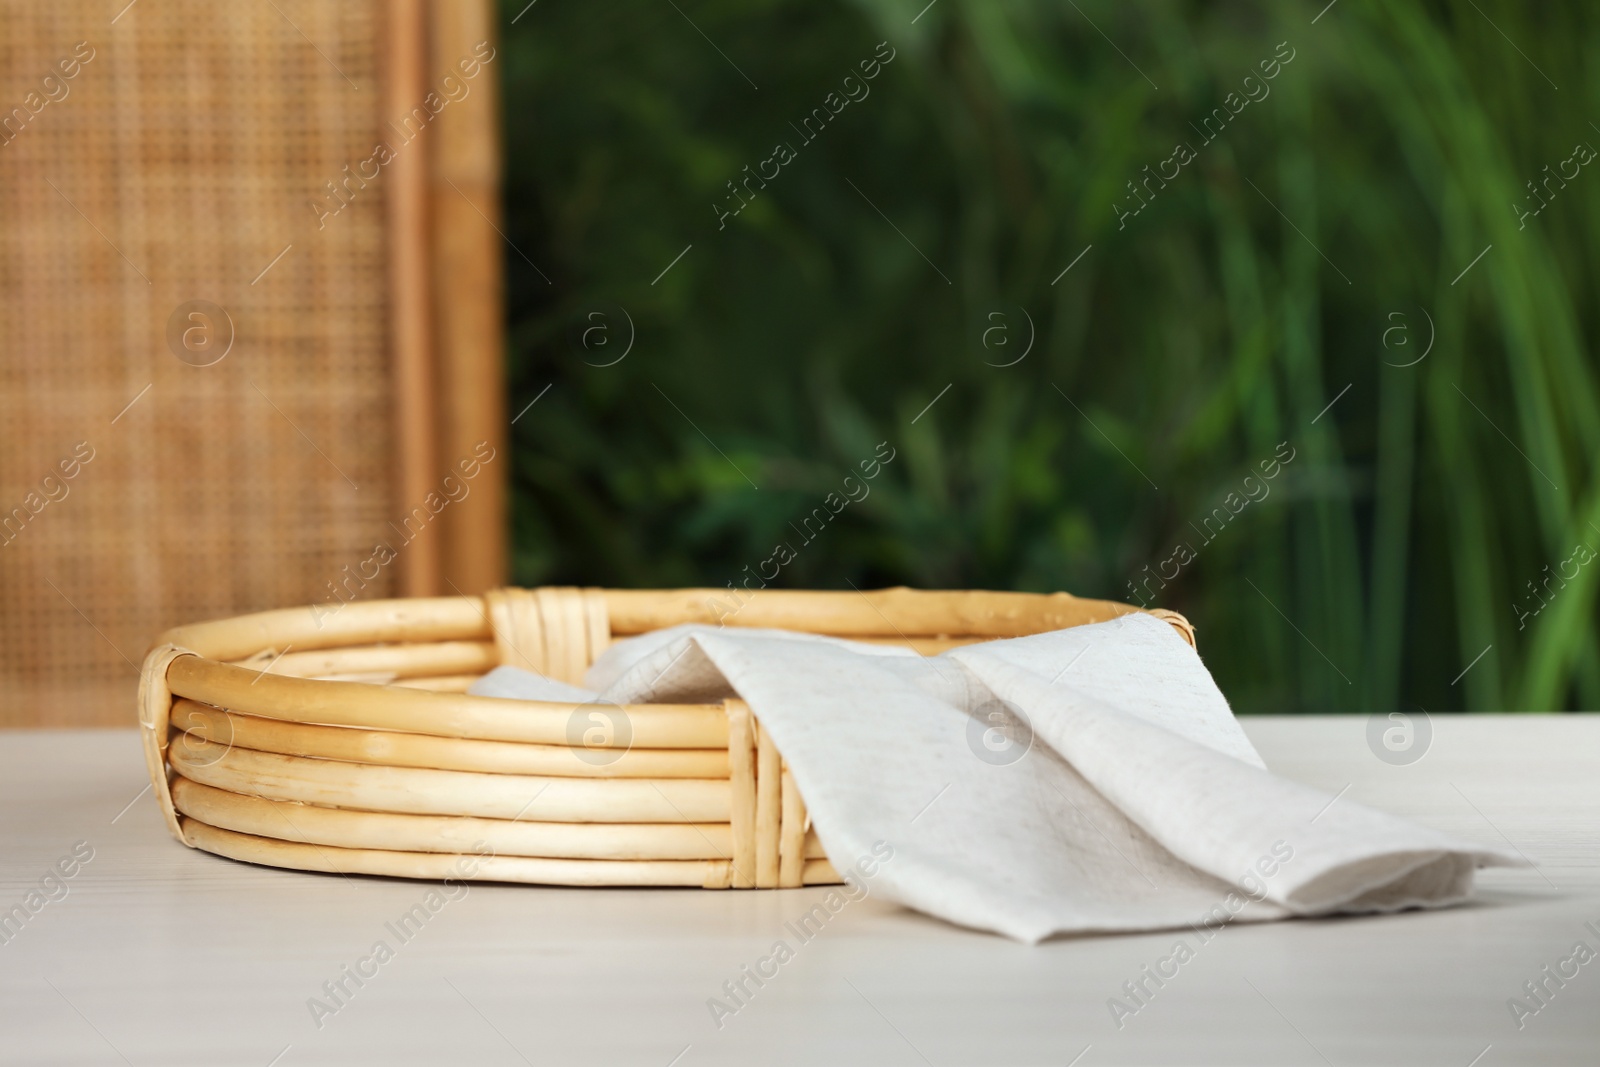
[470, 613, 1517, 943]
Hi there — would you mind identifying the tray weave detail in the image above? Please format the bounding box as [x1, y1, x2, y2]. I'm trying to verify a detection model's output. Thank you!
[139, 587, 1194, 888]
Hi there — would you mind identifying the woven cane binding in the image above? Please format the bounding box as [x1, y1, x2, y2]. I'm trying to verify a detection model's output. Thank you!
[484, 586, 611, 684]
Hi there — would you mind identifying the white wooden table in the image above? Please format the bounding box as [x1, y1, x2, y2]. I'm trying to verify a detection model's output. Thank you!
[2, 716, 1596, 1066]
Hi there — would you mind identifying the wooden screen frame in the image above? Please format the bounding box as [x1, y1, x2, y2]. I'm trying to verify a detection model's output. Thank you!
[385, 0, 507, 599]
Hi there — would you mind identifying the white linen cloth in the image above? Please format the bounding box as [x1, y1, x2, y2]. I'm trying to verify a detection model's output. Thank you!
[468, 613, 1518, 943]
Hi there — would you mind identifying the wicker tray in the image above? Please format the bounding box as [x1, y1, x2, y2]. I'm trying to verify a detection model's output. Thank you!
[139, 587, 1195, 889]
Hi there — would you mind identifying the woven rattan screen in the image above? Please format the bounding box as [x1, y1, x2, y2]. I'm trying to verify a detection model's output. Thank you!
[1, 2, 405, 726]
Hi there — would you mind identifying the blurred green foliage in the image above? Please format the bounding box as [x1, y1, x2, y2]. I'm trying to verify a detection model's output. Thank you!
[498, 0, 1600, 712]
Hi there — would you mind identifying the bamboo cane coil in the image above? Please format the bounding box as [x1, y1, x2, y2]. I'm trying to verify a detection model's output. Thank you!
[141, 586, 1194, 889]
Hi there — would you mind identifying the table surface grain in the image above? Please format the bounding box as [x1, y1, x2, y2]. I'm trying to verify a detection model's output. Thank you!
[1, 716, 1597, 1067]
